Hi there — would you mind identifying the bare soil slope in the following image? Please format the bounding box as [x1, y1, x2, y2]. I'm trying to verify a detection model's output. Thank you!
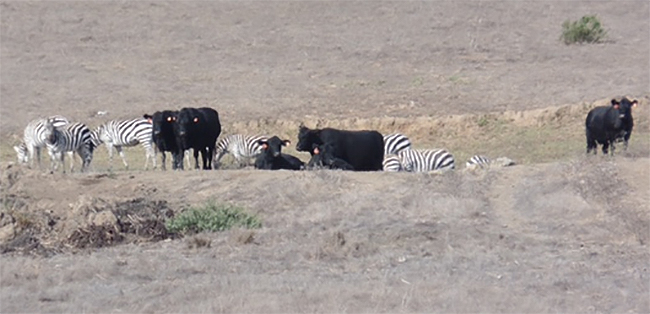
[1, 1, 649, 313]
[1, 157, 649, 313]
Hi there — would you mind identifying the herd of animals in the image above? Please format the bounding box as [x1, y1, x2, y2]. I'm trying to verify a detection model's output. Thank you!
[12, 97, 638, 174]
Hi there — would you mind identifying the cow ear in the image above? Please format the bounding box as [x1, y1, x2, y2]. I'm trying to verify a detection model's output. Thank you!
[611, 99, 620, 106]
[632, 100, 638, 107]
[283, 140, 291, 146]
[262, 143, 269, 150]
[193, 117, 199, 123]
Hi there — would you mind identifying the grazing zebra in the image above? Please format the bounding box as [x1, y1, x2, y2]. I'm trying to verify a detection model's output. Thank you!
[214, 134, 268, 168]
[383, 133, 412, 156]
[91, 118, 156, 170]
[13, 115, 70, 168]
[43, 119, 94, 173]
[382, 154, 402, 172]
[397, 148, 455, 173]
[465, 155, 515, 170]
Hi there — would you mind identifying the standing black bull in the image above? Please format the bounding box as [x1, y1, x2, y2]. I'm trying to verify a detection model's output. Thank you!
[174, 107, 221, 170]
[144, 110, 184, 170]
[295, 125, 384, 171]
[585, 97, 637, 155]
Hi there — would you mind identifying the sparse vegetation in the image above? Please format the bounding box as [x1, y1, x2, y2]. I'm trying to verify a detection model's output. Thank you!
[165, 202, 261, 234]
[561, 15, 607, 44]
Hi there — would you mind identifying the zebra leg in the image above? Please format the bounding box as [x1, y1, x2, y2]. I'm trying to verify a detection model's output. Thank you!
[107, 143, 114, 170]
[60, 151, 67, 173]
[78, 145, 92, 172]
[68, 151, 75, 173]
[35, 146, 41, 169]
[115, 146, 128, 170]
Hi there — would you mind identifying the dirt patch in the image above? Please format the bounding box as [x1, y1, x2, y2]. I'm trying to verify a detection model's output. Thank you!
[0, 168, 178, 255]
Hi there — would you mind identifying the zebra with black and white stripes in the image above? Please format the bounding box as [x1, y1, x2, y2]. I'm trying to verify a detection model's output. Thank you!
[91, 118, 156, 170]
[466, 155, 491, 169]
[13, 115, 70, 168]
[383, 133, 412, 156]
[43, 118, 94, 173]
[465, 155, 515, 170]
[396, 148, 455, 173]
[214, 134, 268, 168]
[382, 154, 402, 172]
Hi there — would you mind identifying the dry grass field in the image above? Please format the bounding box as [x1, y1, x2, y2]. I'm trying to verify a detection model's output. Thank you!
[1, 1, 649, 313]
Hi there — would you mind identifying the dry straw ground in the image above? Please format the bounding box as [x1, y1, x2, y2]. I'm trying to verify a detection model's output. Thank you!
[1, 1, 649, 313]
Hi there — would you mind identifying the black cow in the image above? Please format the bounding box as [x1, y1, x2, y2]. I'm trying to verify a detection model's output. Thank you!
[585, 97, 637, 155]
[174, 107, 221, 170]
[614, 97, 638, 150]
[144, 110, 184, 170]
[254, 136, 304, 170]
[306, 143, 355, 170]
[295, 125, 384, 171]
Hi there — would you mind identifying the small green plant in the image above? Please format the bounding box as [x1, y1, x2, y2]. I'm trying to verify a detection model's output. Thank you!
[561, 15, 607, 44]
[166, 202, 261, 234]
[477, 116, 489, 127]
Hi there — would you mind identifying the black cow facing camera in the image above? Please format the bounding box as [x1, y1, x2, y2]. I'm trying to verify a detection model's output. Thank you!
[174, 107, 221, 170]
[254, 136, 304, 170]
[144, 110, 183, 170]
[585, 97, 638, 155]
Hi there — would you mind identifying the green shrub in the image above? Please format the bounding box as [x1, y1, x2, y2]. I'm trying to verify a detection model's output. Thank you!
[166, 202, 261, 234]
[561, 15, 607, 44]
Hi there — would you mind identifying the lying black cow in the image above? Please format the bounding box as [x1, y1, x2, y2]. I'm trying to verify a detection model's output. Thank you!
[295, 125, 384, 171]
[144, 110, 183, 170]
[254, 136, 304, 170]
[585, 97, 637, 155]
[306, 143, 355, 170]
[174, 107, 221, 170]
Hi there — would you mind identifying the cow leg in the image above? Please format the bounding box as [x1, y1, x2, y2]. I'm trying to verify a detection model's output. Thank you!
[204, 147, 211, 170]
[206, 146, 214, 170]
[193, 149, 200, 169]
[602, 142, 609, 155]
[160, 151, 167, 171]
[586, 138, 597, 154]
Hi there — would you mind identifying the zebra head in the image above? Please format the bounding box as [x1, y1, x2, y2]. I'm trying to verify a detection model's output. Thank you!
[91, 125, 107, 146]
[43, 118, 58, 144]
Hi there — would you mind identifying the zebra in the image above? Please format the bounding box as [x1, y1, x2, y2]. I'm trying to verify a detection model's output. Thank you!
[13, 115, 70, 168]
[214, 134, 268, 168]
[43, 118, 94, 173]
[91, 118, 156, 170]
[466, 155, 491, 169]
[465, 155, 515, 170]
[397, 148, 455, 173]
[382, 154, 402, 172]
[383, 133, 412, 156]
